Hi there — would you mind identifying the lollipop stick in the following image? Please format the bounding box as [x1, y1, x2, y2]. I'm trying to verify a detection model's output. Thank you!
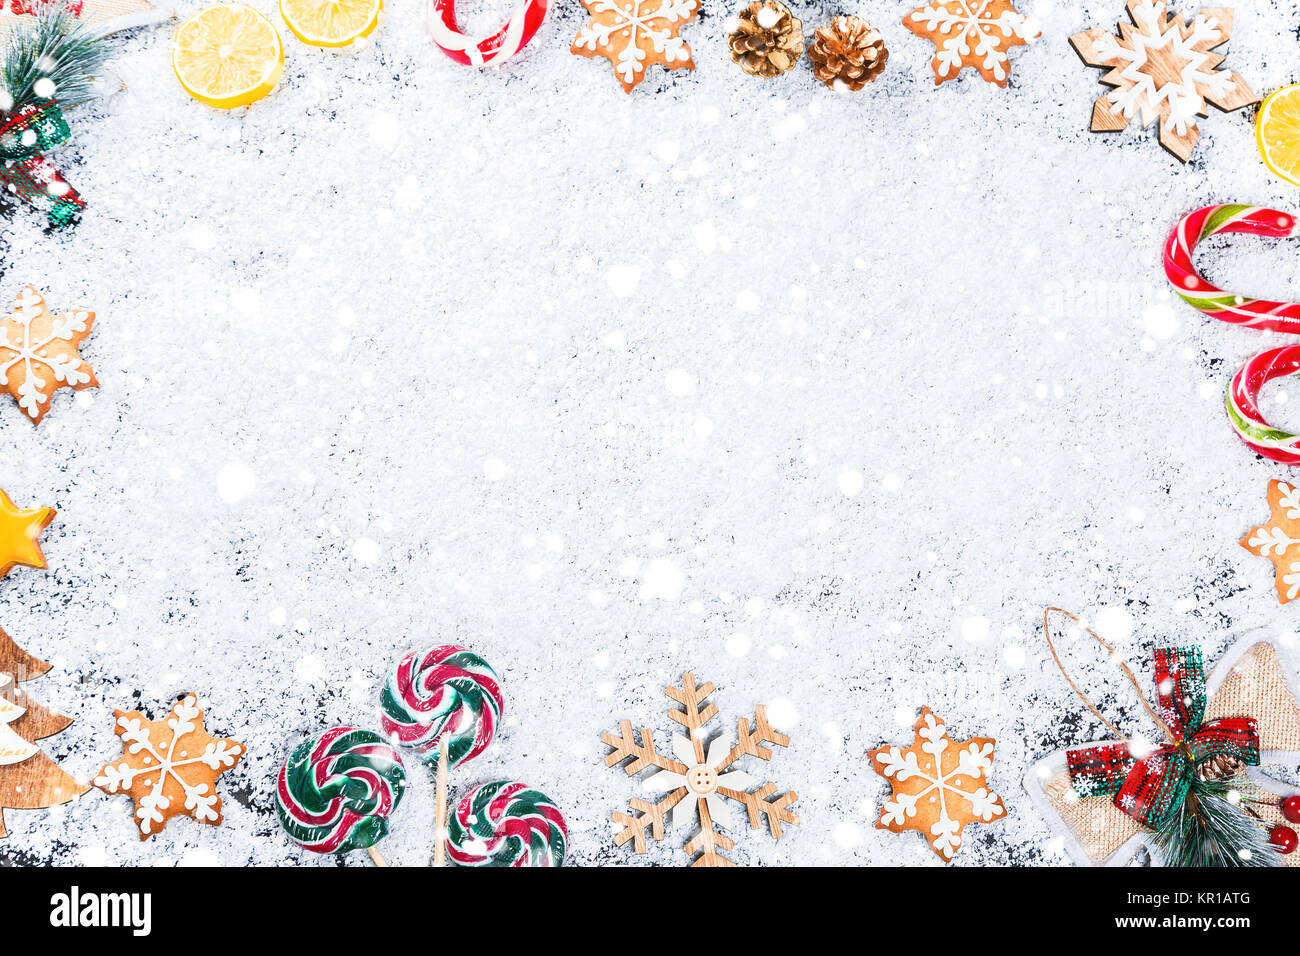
[434, 744, 449, 867]
[367, 845, 389, 867]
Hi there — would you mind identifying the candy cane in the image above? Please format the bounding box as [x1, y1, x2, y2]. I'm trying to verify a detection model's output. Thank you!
[1226, 347, 1300, 464]
[1165, 205, 1300, 463]
[428, 0, 549, 67]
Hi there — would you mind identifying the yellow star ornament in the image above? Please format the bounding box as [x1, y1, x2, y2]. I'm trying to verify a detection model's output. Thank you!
[0, 490, 56, 580]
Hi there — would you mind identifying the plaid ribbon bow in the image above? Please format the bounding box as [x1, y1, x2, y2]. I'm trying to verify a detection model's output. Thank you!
[0, 100, 85, 226]
[1065, 647, 1260, 830]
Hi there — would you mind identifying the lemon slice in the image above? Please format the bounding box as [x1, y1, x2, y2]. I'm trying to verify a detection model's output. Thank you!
[173, 4, 284, 109]
[1258, 84, 1300, 187]
[280, 0, 382, 47]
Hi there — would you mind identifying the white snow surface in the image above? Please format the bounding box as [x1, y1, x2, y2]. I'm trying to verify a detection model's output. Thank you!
[2, 0, 1300, 866]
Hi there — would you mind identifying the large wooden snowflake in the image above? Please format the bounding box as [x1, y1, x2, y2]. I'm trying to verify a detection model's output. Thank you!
[869, 707, 1005, 862]
[1070, 0, 1257, 162]
[571, 0, 700, 94]
[903, 0, 1038, 87]
[602, 672, 799, 866]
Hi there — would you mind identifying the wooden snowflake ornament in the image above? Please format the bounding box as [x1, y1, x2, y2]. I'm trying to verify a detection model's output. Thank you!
[602, 672, 799, 866]
[94, 695, 244, 839]
[869, 707, 1006, 862]
[1241, 479, 1300, 604]
[571, 0, 700, 93]
[1070, 0, 1257, 162]
[903, 0, 1039, 87]
[0, 287, 97, 425]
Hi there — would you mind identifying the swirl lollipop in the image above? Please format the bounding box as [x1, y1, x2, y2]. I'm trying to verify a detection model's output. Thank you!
[380, 644, 503, 864]
[446, 780, 567, 867]
[276, 726, 407, 865]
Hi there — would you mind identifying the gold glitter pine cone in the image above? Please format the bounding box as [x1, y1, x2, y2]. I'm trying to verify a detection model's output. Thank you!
[807, 15, 888, 91]
[728, 1, 804, 78]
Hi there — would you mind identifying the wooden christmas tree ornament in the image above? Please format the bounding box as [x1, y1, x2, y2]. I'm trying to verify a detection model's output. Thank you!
[1070, 0, 1257, 162]
[0, 626, 88, 837]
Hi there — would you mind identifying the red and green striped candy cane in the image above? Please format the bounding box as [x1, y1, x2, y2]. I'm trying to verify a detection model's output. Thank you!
[1165, 205, 1300, 462]
[1165, 204, 1300, 332]
[446, 780, 567, 867]
[1226, 347, 1300, 464]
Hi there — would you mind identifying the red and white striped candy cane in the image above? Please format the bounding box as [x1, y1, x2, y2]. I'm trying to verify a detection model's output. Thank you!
[1227, 347, 1300, 464]
[428, 0, 549, 67]
[1165, 204, 1300, 333]
[1165, 204, 1300, 463]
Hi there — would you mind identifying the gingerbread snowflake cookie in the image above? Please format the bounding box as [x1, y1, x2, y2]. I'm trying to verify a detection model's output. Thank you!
[94, 695, 244, 839]
[903, 0, 1039, 87]
[1241, 479, 1300, 604]
[0, 286, 97, 425]
[868, 707, 1006, 861]
[571, 0, 700, 93]
[1070, 0, 1257, 162]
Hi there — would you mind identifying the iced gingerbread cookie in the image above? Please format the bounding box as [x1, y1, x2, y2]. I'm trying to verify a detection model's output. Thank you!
[94, 695, 245, 839]
[868, 706, 1006, 862]
[0, 286, 96, 425]
[571, 0, 700, 93]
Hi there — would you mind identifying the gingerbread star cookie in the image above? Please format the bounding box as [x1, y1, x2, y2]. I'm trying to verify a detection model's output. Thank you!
[0, 286, 97, 425]
[571, 0, 700, 93]
[93, 695, 244, 839]
[903, 0, 1038, 87]
[868, 707, 1006, 862]
[1241, 479, 1300, 604]
[0, 489, 55, 580]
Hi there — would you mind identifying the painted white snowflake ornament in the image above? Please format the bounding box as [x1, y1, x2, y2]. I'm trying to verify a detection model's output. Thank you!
[1070, 0, 1257, 162]
[603, 672, 799, 866]
[869, 707, 1006, 862]
[0, 286, 97, 425]
[94, 695, 244, 840]
[903, 0, 1039, 87]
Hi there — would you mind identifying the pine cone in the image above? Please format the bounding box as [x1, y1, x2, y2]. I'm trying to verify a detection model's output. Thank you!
[807, 15, 888, 91]
[1198, 753, 1244, 781]
[728, 1, 804, 78]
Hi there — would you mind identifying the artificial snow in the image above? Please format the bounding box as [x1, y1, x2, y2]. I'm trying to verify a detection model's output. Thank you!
[1, 0, 1299, 866]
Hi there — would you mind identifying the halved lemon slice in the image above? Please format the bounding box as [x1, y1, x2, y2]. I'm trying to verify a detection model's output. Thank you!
[1258, 84, 1300, 187]
[173, 4, 284, 110]
[280, 0, 382, 47]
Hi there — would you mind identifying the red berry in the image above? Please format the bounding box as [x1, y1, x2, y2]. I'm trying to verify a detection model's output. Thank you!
[1283, 795, 1300, 824]
[1269, 824, 1298, 854]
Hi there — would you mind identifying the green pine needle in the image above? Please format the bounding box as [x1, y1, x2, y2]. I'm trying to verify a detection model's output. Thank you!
[1, 4, 106, 115]
[1152, 776, 1283, 868]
